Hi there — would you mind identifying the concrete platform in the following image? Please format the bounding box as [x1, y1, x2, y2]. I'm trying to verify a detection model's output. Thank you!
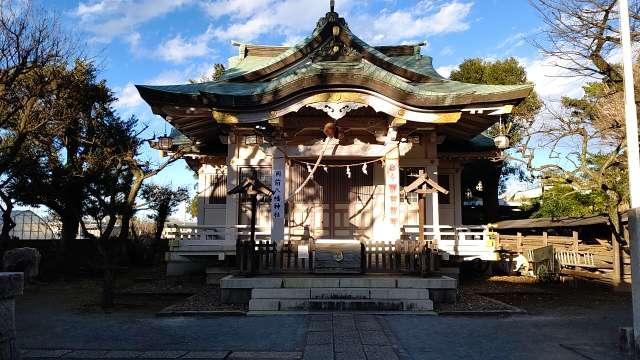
[221, 275, 454, 312]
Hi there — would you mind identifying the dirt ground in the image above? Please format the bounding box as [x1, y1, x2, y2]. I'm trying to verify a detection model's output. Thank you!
[457, 275, 632, 315]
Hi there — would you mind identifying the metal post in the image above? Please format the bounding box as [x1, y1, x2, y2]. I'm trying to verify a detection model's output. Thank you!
[619, 0, 640, 353]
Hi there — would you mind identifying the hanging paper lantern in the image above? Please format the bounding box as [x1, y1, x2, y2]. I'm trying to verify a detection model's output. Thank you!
[346, 166, 351, 179]
[323, 165, 328, 173]
[361, 163, 368, 175]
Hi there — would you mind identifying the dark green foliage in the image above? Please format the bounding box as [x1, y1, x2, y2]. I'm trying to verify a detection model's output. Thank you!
[141, 184, 190, 242]
[188, 194, 198, 218]
[529, 184, 607, 219]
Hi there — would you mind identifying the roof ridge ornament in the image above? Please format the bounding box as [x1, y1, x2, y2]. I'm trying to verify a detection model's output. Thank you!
[316, 0, 348, 31]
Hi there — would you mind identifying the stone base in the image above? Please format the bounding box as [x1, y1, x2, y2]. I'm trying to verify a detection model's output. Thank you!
[429, 288, 457, 304]
[221, 288, 252, 304]
[220, 275, 457, 311]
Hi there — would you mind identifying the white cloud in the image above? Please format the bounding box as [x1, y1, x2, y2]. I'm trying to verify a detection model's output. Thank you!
[74, 0, 193, 42]
[522, 55, 586, 100]
[202, 0, 273, 19]
[497, 32, 526, 50]
[155, 28, 214, 63]
[206, 0, 473, 45]
[350, 1, 473, 44]
[436, 65, 456, 78]
[114, 82, 144, 111]
[209, 0, 342, 42]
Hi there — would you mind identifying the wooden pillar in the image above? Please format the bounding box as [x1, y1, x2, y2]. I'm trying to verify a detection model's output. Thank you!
[250, 194, 258, 244]
[432, 190, 440, 248]
[572, 231, 579, 252]
[418, 193, 425, 243]
[543, 231, 548, 246]
[271, 150, 285, 246]
[225, 139, 239, 249]
[516, 232, 523, 253]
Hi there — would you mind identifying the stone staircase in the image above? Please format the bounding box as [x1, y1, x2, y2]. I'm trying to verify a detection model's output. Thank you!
[249, 287, 433, 312]
[219, 276, 456, 313]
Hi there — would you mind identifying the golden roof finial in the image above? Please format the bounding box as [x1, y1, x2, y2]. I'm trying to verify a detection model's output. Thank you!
[330, 0, 335, 12]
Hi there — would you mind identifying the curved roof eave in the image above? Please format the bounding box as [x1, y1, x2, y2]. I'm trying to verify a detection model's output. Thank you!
[136, 78, 533, 113]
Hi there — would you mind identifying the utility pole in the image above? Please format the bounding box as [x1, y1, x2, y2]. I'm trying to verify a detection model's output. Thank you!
[619, 0, 640, 354]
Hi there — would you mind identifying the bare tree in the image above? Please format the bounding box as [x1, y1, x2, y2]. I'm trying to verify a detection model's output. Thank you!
[516, 0, 640, 239]
[530, 0, 639, 82]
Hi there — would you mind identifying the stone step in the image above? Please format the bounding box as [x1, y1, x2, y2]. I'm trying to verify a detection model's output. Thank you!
[251, 288, 429, 300]
[220, 275, 457, 290]
[248, 298, 433, 312]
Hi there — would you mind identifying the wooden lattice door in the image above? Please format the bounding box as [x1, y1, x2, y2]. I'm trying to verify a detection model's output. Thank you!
[289, 163, 374, 240]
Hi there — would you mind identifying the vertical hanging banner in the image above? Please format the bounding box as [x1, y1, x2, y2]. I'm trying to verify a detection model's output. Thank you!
[271, 169, 284, 220]
[385, 150, 401, 240]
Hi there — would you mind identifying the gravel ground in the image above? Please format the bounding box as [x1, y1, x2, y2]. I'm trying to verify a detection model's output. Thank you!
[160, 286, 247, 313]
[437, 291, 520, 313]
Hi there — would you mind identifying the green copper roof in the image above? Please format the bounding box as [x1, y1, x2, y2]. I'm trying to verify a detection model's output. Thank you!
[140, 60, 530, 99]
[136, 10, 533, 111]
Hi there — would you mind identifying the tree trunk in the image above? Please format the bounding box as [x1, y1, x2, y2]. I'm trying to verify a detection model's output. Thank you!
[119, 176, 144, 243]
[154, 206, 169, 262]
[59, 210, 80, 277]
[0, 191, 15, 245]
[154, 211, 168, 243]
[607, 202, 624, 245]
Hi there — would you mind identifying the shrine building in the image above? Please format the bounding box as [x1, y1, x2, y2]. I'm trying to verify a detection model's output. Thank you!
[137, 5, 532, 276]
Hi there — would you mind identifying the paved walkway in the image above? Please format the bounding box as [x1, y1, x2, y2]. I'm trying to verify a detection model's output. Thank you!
[19, 349, 301, 359]
[302, 314, 405, 360]
[16, 285, 634, 360]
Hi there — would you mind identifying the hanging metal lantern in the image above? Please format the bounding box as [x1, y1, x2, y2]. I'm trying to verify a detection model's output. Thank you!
[157, 135, 173, 150]
[494, 134, 510, 150]
[494, 115, 510, 150]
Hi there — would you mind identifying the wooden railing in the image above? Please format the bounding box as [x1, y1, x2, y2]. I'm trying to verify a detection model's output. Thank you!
[363, 239, 437, 274]
[402, 225, 496, 261]
[495, 231, 580, 253]
[237, 238, 437, 275]
[238, 239, 314, 274]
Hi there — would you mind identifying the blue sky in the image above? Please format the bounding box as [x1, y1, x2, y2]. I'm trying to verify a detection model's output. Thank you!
[42, 0, 590, 219]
